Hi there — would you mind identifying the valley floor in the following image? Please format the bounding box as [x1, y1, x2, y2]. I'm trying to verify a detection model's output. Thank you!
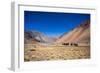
[24, 45, 90, 61]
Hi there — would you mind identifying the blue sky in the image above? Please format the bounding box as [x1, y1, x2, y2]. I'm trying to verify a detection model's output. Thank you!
[24, 11, 90, 37]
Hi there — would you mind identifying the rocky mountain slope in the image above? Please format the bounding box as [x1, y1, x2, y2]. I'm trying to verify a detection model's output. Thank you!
[56, 20, 90, 43]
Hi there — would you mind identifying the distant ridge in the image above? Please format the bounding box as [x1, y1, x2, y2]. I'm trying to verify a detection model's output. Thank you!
[24, 30, 50, 44]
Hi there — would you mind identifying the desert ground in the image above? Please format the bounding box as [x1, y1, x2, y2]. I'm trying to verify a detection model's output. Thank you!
[24, 44, 90, 61]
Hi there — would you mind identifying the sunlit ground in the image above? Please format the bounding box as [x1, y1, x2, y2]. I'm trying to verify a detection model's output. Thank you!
[24, 44, 90, 61]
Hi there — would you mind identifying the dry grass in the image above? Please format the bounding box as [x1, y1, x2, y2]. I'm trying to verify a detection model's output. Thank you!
[24, 45, 90, 61]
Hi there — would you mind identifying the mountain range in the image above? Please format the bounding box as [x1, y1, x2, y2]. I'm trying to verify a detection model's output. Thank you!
[24, 20, 90, 44]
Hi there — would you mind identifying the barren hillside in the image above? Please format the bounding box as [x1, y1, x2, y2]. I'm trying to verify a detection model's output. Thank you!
[56, 20, 90, 43]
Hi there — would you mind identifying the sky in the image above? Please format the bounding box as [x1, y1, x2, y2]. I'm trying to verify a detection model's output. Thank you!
[24, 11, 90, 37]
